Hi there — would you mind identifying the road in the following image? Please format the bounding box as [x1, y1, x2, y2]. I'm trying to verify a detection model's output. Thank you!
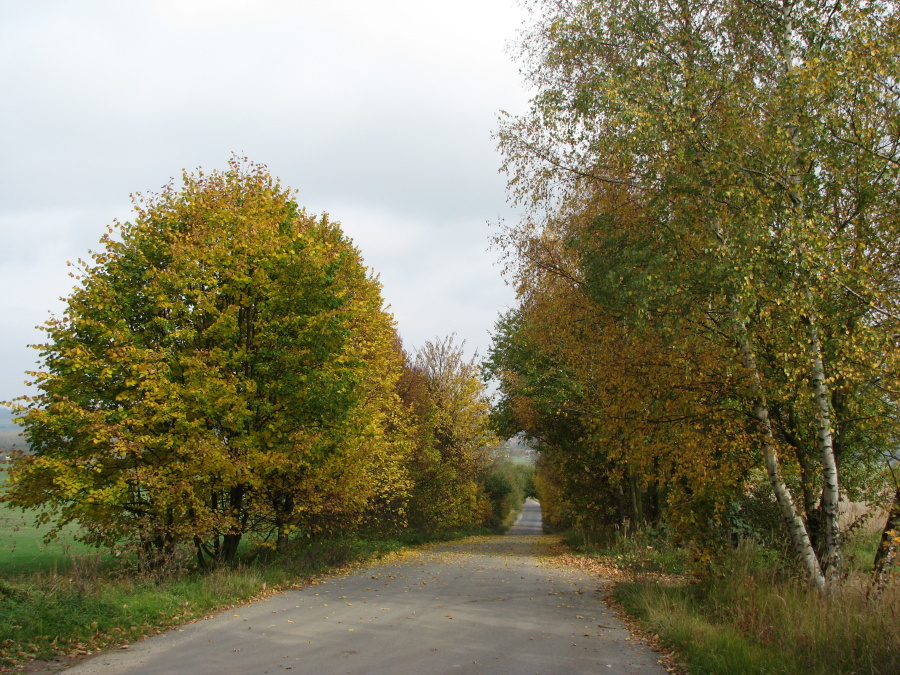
[67, 500, 666, 674]
[507, 497, 543, 535]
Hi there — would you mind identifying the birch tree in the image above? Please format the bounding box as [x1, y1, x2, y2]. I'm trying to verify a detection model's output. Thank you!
[498, 0, 900, 588]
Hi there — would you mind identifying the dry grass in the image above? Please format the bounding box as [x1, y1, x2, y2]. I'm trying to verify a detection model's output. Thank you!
[842, 501, 887, 539]
[693, 543, 900, 674]
[559, 531, 900, 675]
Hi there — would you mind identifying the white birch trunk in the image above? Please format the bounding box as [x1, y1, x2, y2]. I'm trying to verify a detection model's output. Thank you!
[733, 309, 826, 591]
[804, 296, 842, 580]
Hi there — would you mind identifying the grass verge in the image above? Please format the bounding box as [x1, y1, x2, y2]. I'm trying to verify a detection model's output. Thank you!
[0, 528, 483, 671]
[0, 536, 398, 669]
[560, 530, 900, 675]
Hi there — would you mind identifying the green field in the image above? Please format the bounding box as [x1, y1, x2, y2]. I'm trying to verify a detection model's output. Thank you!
[0, 504, 98, 576]
[0, 427, 88, 575]
[0, 469, 101, 575]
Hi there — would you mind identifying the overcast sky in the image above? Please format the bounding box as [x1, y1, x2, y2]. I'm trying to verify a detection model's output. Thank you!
[0, 0, 532, 405]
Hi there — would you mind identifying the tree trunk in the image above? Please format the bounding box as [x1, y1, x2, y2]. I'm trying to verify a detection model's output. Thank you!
[780, 405, 821, 523]
[872, 485, 900, 595]
[220, 485, 246, 564]
[221, 533, 242, 565]
[628, 472, 644, 525]
[733, 311, 826, 591]
[193, 535, 209, 570]
[805, 295, 842, 580]
[276, 525, 289, 552]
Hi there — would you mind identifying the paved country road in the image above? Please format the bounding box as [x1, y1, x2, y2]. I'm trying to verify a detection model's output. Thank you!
[66, 500, 666, 674]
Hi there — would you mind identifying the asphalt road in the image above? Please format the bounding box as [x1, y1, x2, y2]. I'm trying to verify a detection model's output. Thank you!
[507, 498, 543, 535]
[67, 500, 666, 674]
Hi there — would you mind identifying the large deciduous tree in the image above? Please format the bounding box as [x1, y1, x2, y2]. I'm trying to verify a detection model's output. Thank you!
[2, 158, 406, 565]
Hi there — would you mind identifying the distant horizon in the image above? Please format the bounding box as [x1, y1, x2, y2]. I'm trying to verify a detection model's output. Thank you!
[0, 407, 18, 432]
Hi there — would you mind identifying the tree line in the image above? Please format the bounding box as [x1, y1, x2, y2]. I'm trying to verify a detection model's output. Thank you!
[485, 0, 900, 591]
[0, 158, 526, 567]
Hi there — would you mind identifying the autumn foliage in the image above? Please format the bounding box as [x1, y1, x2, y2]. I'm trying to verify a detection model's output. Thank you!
[489, 0, 900, 589]
[1, 159, 498, 565]
[397, 335, 497, 532]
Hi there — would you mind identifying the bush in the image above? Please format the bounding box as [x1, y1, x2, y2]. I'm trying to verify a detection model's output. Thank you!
[482, 459, 534, 531]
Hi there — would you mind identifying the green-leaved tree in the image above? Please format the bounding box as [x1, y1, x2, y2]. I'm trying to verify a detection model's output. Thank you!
[2, 158, 406, 565]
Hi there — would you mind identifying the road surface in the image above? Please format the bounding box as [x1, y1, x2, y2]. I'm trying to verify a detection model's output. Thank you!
[67, 499, 665, 674]
[508, 498, 543, 535]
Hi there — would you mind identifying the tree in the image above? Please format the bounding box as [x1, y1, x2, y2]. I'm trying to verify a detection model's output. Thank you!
[497, 0, 900, 588]
[399, 335, 497, 532]
[484, 229, 750, 541]
[1, 158, 406, 565]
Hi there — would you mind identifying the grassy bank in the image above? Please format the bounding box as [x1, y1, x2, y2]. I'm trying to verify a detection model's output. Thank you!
[1, 480, 491, 672]
[561, 528, 900, 675]
[0, 533, 411, 669]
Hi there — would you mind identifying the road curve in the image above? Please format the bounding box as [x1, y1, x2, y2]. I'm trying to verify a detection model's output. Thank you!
[67, 501, 665, 674]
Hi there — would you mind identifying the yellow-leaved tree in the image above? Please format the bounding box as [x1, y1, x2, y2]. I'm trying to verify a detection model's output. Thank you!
[2, 158, 408, 565]
[399, 335, 497, 532]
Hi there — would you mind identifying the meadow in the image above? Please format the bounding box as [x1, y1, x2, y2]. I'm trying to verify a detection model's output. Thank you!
[0, 488, 98, 576]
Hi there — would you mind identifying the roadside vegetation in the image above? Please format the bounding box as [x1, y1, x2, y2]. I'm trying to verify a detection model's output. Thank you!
[0, 464, 503, 669]
[558, 518, 899, 674]
[488, 0, 900, 671]
[488, 0, 900, 597]
[0, 160, 531, 669]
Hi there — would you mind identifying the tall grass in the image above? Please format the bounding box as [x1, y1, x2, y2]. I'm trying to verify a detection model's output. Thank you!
[613, 540, 900, 675]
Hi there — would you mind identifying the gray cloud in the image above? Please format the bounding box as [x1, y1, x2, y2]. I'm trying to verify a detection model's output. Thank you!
[0, 0, 528, 402]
